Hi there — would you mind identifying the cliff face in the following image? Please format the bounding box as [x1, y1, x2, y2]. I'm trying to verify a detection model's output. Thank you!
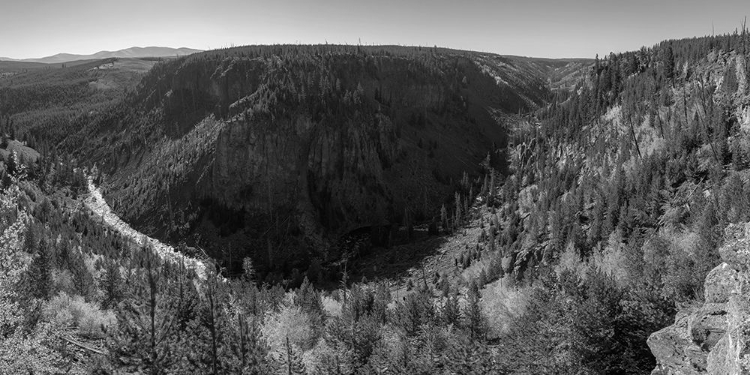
[207, 108, 399, 242]
[649, 222, 750, 374]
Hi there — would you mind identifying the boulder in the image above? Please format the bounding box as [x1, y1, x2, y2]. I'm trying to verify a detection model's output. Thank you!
[647, 308, 706, 375]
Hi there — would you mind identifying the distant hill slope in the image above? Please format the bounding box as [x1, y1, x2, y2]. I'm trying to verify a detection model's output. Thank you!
[2, 46, 202, 64]
[0, 58, 159, 157]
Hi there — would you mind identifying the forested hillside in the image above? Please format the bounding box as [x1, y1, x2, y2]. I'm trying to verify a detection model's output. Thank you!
[489, 30, 750, 373]
[3, 30, 750, 374]
[14, 45, 586, 282]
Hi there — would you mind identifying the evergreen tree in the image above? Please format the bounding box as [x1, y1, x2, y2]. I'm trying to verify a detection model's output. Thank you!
[6, 150, 17, 177]
[478, 269, 488, 287]
[394, 290, 433, 336]
[69, 251, 94, 299]
[242, 257, 255, 282]
[442, 288, 460, 328]
[108, 247, 184, 374]
[463, 281, 484, 339]
[440, 204, 450, 234]
[455, 192, 463, 228]
[284, 337, 306, 375]
[232, 315, 273, 374]
[28, 237, 53, 300]
[487, 171, 496, 206]
[100, 259, 123, 309]
[663, 45, 675, 81]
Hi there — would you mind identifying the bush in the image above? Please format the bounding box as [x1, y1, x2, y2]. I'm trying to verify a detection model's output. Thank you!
[42, 292, 116, 338]
[261, 303, 314, 355]
[321, 295, 342, 317]
[480, 277, 529, 338]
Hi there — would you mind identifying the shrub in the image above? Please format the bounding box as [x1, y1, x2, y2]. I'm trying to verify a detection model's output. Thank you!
[591, 231, 629, 285]
[42, 292, 116, 338]
[322, 295, 342, 317]
[480, 278, 529, 338]
[261, 303, 314, 355]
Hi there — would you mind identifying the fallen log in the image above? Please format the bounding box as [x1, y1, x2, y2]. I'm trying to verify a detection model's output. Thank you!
[62, 335, 106, 355]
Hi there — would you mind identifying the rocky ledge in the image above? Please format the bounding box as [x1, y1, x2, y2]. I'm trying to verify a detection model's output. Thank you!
[648, 223, 750, 374]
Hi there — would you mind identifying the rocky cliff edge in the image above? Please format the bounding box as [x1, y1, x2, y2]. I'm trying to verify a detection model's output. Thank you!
[649, 222, 750, 374]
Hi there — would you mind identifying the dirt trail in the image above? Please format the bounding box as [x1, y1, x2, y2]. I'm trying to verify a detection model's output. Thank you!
[84, 179, 206, 279]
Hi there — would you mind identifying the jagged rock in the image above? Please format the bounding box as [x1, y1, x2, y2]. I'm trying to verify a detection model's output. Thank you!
[688, 303, 727, 352]
[648, 308, 707, 375]
[705, 295, 750, 374]
[719, 223, 750, 272]
[650, 223, 750, 374]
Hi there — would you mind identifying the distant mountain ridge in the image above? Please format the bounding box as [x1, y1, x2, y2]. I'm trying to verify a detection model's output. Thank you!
[0, 46, 202, 64]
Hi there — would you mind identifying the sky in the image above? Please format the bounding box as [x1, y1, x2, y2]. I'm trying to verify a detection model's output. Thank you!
[0, 0, 748, 59]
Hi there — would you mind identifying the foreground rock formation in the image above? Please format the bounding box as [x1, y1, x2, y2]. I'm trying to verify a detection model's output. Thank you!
[649, 223, 750, 374]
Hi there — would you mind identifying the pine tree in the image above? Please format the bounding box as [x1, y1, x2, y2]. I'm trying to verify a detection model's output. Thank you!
[237, 315, 272, 374]
[28, 237, 53, 300]
[478, 269, 488, 287]
[394, 290, 433, 336]
[206, 271, 222, 374]
[296, 276, 323, 319]
[455, 192, 462, 228]
[100, 259, 123, 309]
[242, 257, 255, 283]
[488, 227, 496, 252]
[108, 247, 183, 374]
[464, 281, 484, 339]
[284, 337, 306, 375]
[69, 251, 94, 299]
[442, 287, 460, 326]
[663, 45, 675, 81]
[487, 171, 496, 206]
[225, 314, 273, 374]
[6, 150, 17, 176]
[481, 174, 489, 198]
[440, 204, 450, 234]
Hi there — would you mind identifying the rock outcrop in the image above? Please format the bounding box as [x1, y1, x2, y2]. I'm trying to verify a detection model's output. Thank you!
[649, 223, 750, 374]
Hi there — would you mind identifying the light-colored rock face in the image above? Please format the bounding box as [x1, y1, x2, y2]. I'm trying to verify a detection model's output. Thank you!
[649, 222, 750, 375]
[704, 264, 742, 303]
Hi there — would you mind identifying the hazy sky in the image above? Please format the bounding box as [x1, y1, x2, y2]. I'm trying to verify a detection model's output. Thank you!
[1, 0, 748, 59]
